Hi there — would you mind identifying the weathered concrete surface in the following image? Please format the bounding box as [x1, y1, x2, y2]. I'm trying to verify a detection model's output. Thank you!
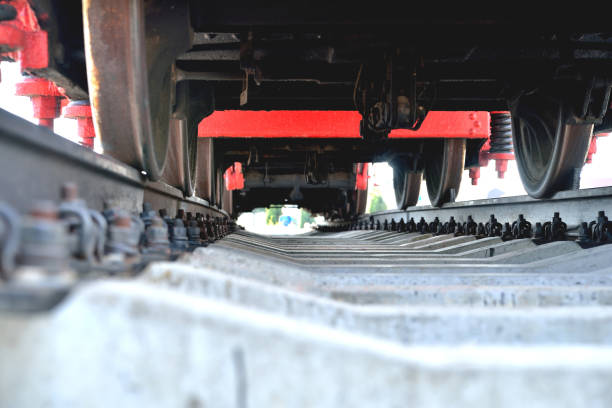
[2, 230, 611, 406]
[218, 232, 590, 267]
[184, 246, 612, 308]
[3, 281, 612, 407]
[189, 241, 612, 283]
[331, 285, 612, 307]
[141, 262, 612, 345]
[226, 236, 503, 257]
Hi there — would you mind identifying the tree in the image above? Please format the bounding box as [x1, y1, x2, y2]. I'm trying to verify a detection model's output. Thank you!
[265, 206, 282, 225]
[369, 193, 387, 213]
[300, 209, 314, 228]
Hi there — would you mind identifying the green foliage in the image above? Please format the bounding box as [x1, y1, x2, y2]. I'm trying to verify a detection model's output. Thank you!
[369, 193, 387, 213]
[265, 206, 282, 225]
[299, 209, 315, 228]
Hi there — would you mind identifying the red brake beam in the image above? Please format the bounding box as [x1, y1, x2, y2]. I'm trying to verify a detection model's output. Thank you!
[198, 110, 490, 139]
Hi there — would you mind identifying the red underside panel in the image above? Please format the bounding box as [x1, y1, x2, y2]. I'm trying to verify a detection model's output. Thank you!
[355, 163, 369, 191]
[224, 162, 244, 191]
[198, 110, 490, 139]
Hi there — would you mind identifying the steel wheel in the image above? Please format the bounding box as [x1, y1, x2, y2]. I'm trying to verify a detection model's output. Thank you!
[216, 166, 234, 215]
[351, 163, 369, 215]
[393, 167, 422, 209]
[83, 0, 190, 180]
[162, 82, 205, 197]
[424, 139, 465, 207]
[195, 138, 215, 201]
[162, 118, 197, 196]
[511, 93, 593, 198]
[215, 167, 225, 209]
[355, 188, 368, 215]
[186, 123, 198, 196]
[347, 188, 368, 216]
[222, 186, 233, 216]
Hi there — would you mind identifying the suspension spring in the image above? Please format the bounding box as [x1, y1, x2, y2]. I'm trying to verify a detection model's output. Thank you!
[489, 111, 513, 154]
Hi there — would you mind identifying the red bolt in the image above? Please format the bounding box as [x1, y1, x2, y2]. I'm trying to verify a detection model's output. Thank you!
[63, 100, 95, 149]
[486, 152, 514, 179]
[14, 77, 63, 130]
[495, 159, 509, 179]
[469, 167, 480, 185]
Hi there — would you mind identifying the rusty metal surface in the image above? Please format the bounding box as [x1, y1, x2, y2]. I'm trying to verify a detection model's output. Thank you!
[82, 0, 191, 180]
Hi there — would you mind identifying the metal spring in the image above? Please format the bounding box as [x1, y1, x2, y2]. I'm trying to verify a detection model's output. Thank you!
[489, 112, 513, 153]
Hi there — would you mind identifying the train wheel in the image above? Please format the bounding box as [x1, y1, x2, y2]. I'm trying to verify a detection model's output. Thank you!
[195, 138, 214, 202]
[393, 167, 422, 209]
[163, 82, 212, 197]
[83, 0, 191, 180]
[352, 163, 368, 215]
[162, 118, 197, 196]
[424, 139, 465, 207]
[355, 188, 368, 215]
[215, 166, 226, 210]
[215, 165, 234, 216]
[222, 187, 234, 216]
[347, 188, 368, 217]
[511, 93, 593, 198]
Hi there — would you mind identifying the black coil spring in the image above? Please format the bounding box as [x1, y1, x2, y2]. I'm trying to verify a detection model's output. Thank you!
[489, 112, 513, 153]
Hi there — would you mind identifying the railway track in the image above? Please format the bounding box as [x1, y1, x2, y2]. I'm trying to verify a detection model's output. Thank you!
[2, 109, 612, 406]
[0, 109, 232, 309]
[358, 186, 612, 232]
[0, 109, 227, 217]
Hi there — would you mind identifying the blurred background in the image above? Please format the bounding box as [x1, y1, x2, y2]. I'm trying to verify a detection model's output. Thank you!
[2, 60, 611, 234]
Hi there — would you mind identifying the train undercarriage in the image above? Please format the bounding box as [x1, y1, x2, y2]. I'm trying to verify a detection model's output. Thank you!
[2, 0, 612, 218]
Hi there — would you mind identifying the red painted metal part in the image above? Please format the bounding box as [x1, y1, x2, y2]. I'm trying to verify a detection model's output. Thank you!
[468, 167, 481, 186]
[202, 110, 488, 192]
[223, 161, 368, 193]
[469, 111, 515, 185]
[487, 111, 514, 179]
[224, 162, 244, 191]
[198, 110, 490, 139]
[63, 101, 95, 149]
[586, 136, 598, 164]
[355, 163, 368, 191]
[0, 0, 48, 70]
[469, 139, 489, 185]
[586, 133, 608, 164]
[1, 1, 62, 131]
[14, 76, 64, 130]
[487, 153, 514, 179]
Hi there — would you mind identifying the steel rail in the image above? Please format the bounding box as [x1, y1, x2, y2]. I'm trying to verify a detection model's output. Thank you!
[0, 109, 227, 218]
[358, 186, 612, 229]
